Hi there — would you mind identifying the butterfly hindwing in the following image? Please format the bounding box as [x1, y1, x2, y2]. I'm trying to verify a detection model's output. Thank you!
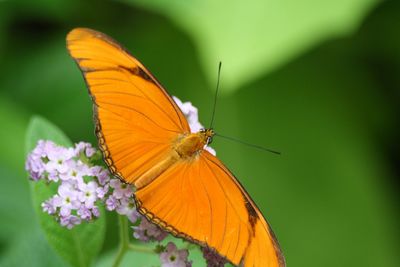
[135, 151, 285, 266]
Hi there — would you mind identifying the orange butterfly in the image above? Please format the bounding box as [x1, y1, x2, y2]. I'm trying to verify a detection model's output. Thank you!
[67, 28, 285, 267]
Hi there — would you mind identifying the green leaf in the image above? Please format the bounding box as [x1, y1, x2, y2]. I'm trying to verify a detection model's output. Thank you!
[25, 116, 72, 150]
[122, 0, 379, 92]
[25, 116, 106, 267]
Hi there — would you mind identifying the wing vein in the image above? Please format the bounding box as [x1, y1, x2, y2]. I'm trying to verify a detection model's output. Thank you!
[202, 156, 246, 223]
[96, 100, 180, 133]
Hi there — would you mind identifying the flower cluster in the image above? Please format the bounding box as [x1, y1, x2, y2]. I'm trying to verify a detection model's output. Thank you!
[26, 140, 147, 231]
[26, 141, 106, 228]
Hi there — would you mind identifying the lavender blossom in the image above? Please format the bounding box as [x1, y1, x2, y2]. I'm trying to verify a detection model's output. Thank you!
[60, 215, 82, 229]
[26, 141, 111, 228]
[25, 140, 52, 180]
[160, 242, 192, 267]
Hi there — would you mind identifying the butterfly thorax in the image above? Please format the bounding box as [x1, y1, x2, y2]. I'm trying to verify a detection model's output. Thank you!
[174, 129, 214, 159]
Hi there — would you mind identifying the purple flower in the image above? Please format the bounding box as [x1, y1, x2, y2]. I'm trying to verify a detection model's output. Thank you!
[132, 217, 168, 242]
[41, 197, 58, 215]
[59, 160, 88, 182]
[25, 140, 48, 180]
[92, 206, 100, 217]
[45, 145, 74, 174]
[91, 166, 110, 186]
[201, 247, 227, 267]
[57, 183, 81, 216]
[116, 198, 140, 223]
[105, 195, 118, 211]
[96, 184, 109, 199]
[74, 142, 96, 158]
[60, 215, 81, 229]
[160, 242, 192, 267]
[110, 179, 133, 199]
[78, 181, 98, 208]
[48, 172, 60, 182]
[77, 206, 92, 220]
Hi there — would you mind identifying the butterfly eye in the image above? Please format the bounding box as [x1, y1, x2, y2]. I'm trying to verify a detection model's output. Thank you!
[207, 136, 213, 145]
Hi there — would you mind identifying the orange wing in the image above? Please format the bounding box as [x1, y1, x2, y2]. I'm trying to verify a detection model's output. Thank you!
[136, 150, 285, 267]
[66, 28, 190, 183]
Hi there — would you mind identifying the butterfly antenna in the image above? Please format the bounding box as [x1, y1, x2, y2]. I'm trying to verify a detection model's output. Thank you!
[214, 132, 281, 155]
[209, 61, 222, 129]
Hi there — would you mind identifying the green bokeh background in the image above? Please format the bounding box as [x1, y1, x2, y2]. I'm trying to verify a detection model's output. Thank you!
[1, 0, 399, 266]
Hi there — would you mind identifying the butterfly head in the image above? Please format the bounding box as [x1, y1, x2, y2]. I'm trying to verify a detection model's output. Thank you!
[200, 128, 215, 145]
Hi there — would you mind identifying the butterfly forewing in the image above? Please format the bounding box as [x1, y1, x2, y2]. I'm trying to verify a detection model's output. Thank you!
[67, 28, 189, 183]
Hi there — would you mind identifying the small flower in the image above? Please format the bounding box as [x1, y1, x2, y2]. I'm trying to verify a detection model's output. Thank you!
[105, 195, 118, 211]
[91, 166, 110, 185]
[48, 172, 60, 182]
[96, 184, 109, 199]
[132, 217, 168, 242]
[160, 242, 192, 267]
[77, 205, 92, 220]
[45, 145, 74, 175]
[92, 206, 100, 217]
[41, 197, 58, 215]
[25, 140, 48, 180]
[58, 160, 88, 182]
[110, 179, 133, 199]
[60, 215, 81, 229]
[74, 142, 96, 158]
[78, 181, 98, 208]
[57, 183, 81, 216]
[201, 247, 227, 267]
[116, 198, 140, 223]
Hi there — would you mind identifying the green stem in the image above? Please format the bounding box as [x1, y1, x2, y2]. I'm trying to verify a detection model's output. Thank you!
[112, 215, 159, 267]
[112, 215, 129, 267]
[128, 244, 155, 254]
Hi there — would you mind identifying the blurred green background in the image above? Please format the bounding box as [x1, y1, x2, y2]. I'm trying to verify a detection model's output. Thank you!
[1, 0, 399, 266]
